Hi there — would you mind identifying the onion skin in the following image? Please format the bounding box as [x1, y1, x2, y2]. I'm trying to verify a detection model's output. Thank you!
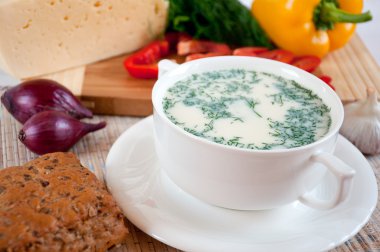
[19, 111, 106, 155]
[1, 79, 93, 123]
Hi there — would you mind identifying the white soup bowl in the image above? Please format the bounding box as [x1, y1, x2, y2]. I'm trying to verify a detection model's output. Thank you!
[152, 56, 355, 210]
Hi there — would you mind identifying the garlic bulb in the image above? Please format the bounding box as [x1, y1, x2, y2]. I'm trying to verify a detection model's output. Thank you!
[340, 88, 380, 155]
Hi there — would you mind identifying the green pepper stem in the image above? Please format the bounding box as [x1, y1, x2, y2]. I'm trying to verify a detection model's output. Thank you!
[321, 2, 372, 24]
[314, 0, 372, 30]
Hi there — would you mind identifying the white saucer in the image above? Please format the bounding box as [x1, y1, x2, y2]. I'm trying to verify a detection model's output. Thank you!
[106, 116, 378, 252]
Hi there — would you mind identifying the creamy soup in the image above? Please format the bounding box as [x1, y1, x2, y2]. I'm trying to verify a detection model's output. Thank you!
[162, 69, 331, 150]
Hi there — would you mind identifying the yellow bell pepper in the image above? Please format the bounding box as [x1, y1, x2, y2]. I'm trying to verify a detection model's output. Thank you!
[251, 0, 372, 58]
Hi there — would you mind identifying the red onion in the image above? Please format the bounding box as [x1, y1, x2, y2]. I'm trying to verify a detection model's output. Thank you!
[1, 79, 92, 123]
[19, 111, 106, 155]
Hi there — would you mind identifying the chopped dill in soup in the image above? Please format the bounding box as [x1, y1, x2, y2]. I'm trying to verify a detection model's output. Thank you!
[162, 69, 332, 150]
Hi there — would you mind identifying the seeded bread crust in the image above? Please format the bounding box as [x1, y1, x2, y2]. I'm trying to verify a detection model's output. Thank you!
[0, 152, 128, 252]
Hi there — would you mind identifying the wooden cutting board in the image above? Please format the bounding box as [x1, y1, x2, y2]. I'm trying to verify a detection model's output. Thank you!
[40, 34, 380, 116]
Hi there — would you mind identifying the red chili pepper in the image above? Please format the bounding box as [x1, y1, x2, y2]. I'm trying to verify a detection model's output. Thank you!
[256, 49, 295, 63]
[291, 56, 321, 73]
[232, 47, 269, 56]
[124, 40, 169, 79]
[318, 75, 335, 90]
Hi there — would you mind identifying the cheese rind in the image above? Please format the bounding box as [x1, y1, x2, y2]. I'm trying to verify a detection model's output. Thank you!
[0, 0, 168, 78]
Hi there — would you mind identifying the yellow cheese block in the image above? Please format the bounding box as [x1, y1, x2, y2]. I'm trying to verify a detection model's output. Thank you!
[0, 0, 168, 78]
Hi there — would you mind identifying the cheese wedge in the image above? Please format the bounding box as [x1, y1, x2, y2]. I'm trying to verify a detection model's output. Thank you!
[0, 0, 168, 78]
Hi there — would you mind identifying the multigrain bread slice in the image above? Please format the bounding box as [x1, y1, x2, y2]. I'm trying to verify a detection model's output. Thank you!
[0, 152, 128, 252]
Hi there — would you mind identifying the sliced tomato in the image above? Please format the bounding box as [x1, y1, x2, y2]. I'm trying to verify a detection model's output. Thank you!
[186, 53, 226, 62]
[177, 40, 231, 56]
[177, 40, 206, 55]
[232, 47, 269, 56]
[256, 49, 294, 63]
[318, 75, 335, 90]
[164, 32, 192, 52]
[291, 56, 321, 73]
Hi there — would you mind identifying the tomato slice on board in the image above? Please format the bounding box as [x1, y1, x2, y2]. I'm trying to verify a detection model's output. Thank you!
[177, 39, 232, 62]
[256, 49, 294, 63]
[318, 75, 335, 90]
[291, 56, 321, 73]
[177, 40, 231, 56]
[232, 47, 269, 56]
[185, 53, 226, 61]
[164, 32, 192, 52]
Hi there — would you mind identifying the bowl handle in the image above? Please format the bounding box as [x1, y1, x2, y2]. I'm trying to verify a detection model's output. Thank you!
[158, 59, 179, 78]
[298, 152, 355, 210]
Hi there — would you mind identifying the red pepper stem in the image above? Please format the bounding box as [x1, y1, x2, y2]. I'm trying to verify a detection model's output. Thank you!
[320, 2, 372, 24]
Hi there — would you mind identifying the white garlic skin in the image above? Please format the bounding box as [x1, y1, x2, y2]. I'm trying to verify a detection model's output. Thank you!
[340, 89, 380, 155]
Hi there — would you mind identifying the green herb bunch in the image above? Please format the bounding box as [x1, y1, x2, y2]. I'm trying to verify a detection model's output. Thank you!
[167, 0, 273, 47]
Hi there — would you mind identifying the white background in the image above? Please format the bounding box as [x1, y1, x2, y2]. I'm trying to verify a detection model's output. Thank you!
[0, 0, 379, 86]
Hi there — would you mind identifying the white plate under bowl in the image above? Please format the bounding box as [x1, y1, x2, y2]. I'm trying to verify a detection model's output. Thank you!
[106, 116, 378, 252]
